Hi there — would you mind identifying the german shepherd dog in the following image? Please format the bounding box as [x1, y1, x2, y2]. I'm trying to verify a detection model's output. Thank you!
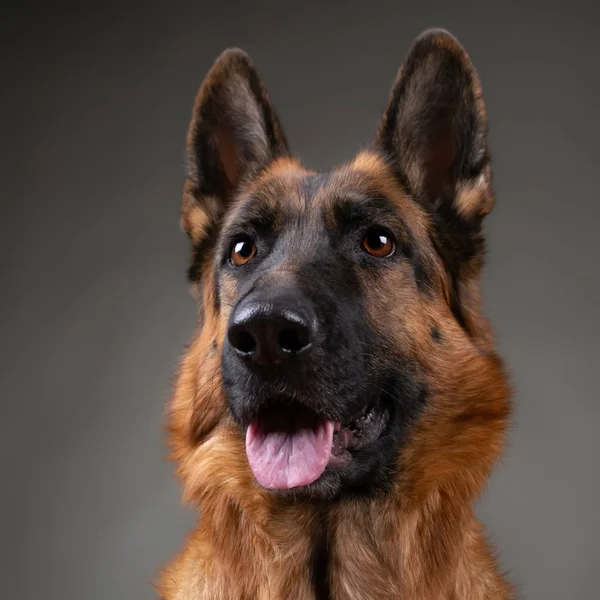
[158, 28, 513, 600]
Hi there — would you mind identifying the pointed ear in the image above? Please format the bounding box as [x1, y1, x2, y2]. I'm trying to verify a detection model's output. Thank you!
[181, 49, 289, 244]
[375, 29, 494, 220]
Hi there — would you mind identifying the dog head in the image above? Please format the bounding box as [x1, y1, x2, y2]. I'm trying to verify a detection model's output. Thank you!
[169, 29, 510, 504]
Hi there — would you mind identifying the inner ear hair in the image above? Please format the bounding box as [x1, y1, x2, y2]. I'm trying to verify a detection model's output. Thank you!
[376, 28, 494, 221]
[180, 48, 290, 245]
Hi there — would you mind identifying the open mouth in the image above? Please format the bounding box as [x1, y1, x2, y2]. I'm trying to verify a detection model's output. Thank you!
[245, 399, 388, 490]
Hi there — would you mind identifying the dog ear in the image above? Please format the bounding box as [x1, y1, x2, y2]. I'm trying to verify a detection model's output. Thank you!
[181, 49, 289, 246]
[375, 29, 494, 220]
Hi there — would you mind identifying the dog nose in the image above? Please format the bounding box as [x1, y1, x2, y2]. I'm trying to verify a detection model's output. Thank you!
[227, 295, 316, 365]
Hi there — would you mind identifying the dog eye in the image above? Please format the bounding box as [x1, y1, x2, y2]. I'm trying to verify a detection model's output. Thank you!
[230, 238, 257, 266]
[362, 228, 396, 258]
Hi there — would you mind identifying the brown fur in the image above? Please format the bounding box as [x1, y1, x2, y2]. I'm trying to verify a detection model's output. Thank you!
[157, 29, 513, 600]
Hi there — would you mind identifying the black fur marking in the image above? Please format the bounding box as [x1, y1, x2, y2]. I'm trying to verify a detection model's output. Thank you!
[187, 219, 220, 283]
[333, 196, 397, 232]
[431, 325, 442, 342]
[412, 252, 434, 292]
[228, 200, 280, 239]
[430, 198, 484, 333]
[310, 510, 331, 600]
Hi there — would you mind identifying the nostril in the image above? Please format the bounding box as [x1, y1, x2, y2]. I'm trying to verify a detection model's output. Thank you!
[229, 328, 257, 355]
[237, 331, 257, 354]
[278, 325, 310, 354]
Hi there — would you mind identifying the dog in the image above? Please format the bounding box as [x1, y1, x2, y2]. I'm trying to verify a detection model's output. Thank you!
[157, 28, 513, 600]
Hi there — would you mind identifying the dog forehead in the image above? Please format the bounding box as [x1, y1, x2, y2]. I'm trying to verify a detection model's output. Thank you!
[230, 159, 414, 229]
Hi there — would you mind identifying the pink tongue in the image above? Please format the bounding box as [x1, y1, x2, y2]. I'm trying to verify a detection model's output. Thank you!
[245, 419, 334, 489]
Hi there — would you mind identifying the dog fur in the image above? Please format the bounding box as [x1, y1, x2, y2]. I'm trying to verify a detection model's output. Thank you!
[156, 28, 514, 600]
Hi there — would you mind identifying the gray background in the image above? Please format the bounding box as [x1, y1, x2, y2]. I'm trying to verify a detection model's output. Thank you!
[2, 1, 599, 599]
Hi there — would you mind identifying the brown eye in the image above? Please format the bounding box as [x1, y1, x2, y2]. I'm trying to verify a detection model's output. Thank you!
[230, 238, 257, 266]
[362, 229, 396, 257]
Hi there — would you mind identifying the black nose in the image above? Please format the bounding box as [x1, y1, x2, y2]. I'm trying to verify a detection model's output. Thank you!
[227, 294, 316, 366]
